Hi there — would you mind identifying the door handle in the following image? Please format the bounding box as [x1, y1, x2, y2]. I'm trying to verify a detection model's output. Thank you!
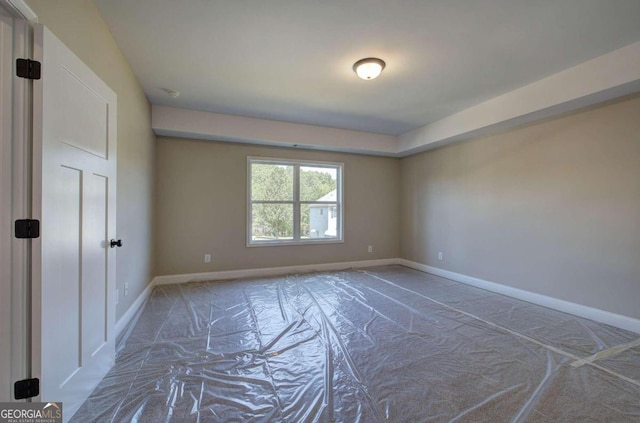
[110, 239, 123, 248]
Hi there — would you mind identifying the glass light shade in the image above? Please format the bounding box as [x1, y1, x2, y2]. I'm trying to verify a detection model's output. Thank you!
[353, 58, 385, 80]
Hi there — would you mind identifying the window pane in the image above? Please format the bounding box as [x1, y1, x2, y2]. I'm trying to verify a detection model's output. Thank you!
[252, 204, 294, 241]
[300, 166, 337, 202]
[302, 203, 339, 239]
[251, 163, 294, 201]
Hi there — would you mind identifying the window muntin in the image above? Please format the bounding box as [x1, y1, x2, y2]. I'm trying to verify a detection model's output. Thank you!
[248, 158, 343, 245]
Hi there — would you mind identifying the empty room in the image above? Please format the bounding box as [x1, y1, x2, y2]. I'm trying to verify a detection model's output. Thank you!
[1, 0, 639, 421]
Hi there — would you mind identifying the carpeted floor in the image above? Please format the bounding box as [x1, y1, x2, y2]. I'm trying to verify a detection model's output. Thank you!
[71, 265, 640, 422]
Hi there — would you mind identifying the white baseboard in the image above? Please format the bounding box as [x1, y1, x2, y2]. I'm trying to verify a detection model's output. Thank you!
[115, 280, 155, 338]
[115, 259, 397, 339]
[115, 258, 640, 338]
[152, 258, 399, 286]
[398, 259, 640, 335]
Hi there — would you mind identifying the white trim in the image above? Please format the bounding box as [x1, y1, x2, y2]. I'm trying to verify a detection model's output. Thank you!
[153, 42, 640, 158]
[1, 7, 31, 402]
[399, 41, 640, 155]
[115, 259, 398, 339]
[246, 239, 345, 248]
[248, 156, 344, 168]
[247, 156, 344, 246]
[114, 259, 394, 347]
[115, 281, 154, 338]
[117, 258, 640, 342]
[398, 259, 640, 335]
[152, 258, 399, 286]
[0, 10, 14, 403]
[152, 105, 398, 156]
[0, 0, 37, 21]
[30, 23, 43, 404]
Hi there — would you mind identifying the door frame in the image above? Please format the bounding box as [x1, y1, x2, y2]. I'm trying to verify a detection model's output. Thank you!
[0, 0, 37, 402]
[0, 4, 15, 403]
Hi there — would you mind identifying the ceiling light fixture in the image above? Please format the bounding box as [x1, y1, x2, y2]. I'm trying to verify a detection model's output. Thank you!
[163, 88, 181, 98]
[353, 58, 386, 80]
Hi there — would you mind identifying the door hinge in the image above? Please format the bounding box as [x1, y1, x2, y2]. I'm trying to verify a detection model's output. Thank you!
[14, 378, 40, 400]
[15, 219, 40, 239]
[16, 58, 41, 80]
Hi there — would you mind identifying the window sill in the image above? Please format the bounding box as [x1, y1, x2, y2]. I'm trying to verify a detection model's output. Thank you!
[247, 239, 344, 248]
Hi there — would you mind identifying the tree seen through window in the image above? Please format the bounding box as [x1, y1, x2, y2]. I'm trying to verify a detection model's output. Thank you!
[249, 159, 342, 244]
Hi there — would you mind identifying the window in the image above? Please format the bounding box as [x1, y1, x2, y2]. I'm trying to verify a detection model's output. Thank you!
[248, 157, 343, 246]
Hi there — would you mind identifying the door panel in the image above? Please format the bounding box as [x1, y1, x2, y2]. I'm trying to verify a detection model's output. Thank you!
[42, 166, 82, 385]
[82, 173, 109, 357]
[59, 66, 109, 158]
[32, 25, 117, 421]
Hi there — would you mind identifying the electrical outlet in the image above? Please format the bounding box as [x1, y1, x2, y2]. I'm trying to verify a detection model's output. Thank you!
[438, 252, 443, 260]
[368, 245, 373, 253]
[204, 254, 211, 263]
[124, 282, 129, 297]
[115, 289, 119, 305]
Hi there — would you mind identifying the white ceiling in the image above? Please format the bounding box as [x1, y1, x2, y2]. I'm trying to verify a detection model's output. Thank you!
[94, 0, 640, 136]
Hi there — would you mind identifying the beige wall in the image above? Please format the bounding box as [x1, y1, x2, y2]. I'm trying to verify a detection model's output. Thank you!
[27, 0, 156, 320]
[401, 94, 640, 319]
[155, 137, 400, 275]
[25, 1, 640, 324]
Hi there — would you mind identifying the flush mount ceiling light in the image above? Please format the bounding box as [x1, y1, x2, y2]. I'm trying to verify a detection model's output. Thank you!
[353, 58, 386, 80]
[162, 88, 181, 98]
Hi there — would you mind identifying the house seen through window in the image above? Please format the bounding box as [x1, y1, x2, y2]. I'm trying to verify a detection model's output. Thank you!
[248, 157, 343, 245]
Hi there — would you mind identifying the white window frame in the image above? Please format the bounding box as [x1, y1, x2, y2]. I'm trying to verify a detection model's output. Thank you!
[247, 156, 344, 246]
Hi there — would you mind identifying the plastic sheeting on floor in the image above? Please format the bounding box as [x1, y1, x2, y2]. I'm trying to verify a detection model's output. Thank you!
[71, 266, 640, 422]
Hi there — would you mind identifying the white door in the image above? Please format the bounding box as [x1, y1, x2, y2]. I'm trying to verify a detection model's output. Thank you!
[31, 25, 117, 420]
